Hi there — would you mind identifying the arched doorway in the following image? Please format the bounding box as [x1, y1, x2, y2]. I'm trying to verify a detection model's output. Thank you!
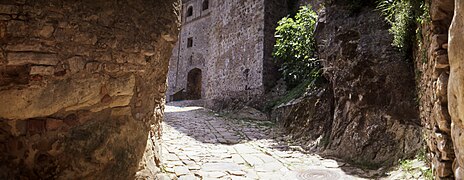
[187, 68, 202, 100]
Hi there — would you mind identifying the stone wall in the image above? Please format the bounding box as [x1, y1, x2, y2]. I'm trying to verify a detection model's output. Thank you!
[167, 0, 211, 101]
[0, 0, 179, 179]
[168, 0, 287, 110]
[414, 0, 455, 178]
[205, 0, 266, 109]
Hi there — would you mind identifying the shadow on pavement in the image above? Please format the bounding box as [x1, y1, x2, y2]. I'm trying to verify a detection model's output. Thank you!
[162, 100, 388, 179]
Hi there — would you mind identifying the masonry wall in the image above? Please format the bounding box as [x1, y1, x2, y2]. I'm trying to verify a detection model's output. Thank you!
[168, 0, 289, 109]
[168, 0, 211, 100]
[204, 0, 266, 109]
[0, 0, 179, 179]
[414, 0, 455, 178]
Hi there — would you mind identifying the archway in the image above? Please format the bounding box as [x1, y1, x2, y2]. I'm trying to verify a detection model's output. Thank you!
[187, 68, 202, 100]
[186, 6, 193, 17]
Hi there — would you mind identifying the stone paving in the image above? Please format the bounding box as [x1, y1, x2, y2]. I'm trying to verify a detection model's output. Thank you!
[158, 102, 385, 180]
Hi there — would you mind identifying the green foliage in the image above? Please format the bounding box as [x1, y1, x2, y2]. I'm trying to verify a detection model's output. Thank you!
[422, 168, 433, 180]
[399, 159, 415, 172]
[273, 5, 320, 88]
[377, 0, 429, 54]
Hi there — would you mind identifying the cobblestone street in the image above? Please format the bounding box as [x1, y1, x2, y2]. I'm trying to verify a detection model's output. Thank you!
[159, 102, 380, 180]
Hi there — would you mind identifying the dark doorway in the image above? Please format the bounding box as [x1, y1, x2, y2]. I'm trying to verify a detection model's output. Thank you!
[187, 68, 202, 100]
[187, 6, 193, 17]
[202, 0, 209, 10]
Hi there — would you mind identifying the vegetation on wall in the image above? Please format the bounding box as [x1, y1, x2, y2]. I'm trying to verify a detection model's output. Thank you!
[273, 5, 320, 88]
[377, 0, 430, 55]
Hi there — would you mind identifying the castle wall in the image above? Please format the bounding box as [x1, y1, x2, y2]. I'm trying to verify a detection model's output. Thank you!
[168, 0, 288, 109]
[168, 0, 211, 101]
[205, 0, 266, 108]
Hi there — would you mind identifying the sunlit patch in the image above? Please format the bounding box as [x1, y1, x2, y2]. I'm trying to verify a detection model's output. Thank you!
[165, 105, 203, 113]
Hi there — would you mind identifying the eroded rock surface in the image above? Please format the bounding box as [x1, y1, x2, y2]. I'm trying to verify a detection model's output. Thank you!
[448, 0, 464, 178]
[314, 1, 422, 166]
[0, 0, 179, 179]
[271, 82, 333, 145]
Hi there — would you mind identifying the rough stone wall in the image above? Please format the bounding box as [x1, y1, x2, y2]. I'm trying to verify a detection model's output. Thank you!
[0, 0, 179, 179]
[315, 1, 422, 167]
[448, 0, 464, 178]
[205, 0, 265, 109]
[414, 0, 455, 178]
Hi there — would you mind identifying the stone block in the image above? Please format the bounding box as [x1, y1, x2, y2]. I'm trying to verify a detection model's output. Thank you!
[0, 21, 6, 40]
[436, 73, 449, 104]
[6, 43, 51, 52]
[431, 34, 448, 51]
[433, 103, 452, 133]
[72, 33, 98, 45]
[85, 62, 101, 72]
[0, 5, 19, 14]
[427, 130, 438, 151]
[433, 157, 453, 177]
[442, 43, 448, 49]
[67, 56, 85, 73]
[30, 66, 54, 75]
[37, 25, 55, 38]
[7, 52, 59, 66]
[102, 63, 120, 73]
[7, 20, 28, 37]
[46, 119, 66, 131]
[27, 119, 46, 135]
[430, 0, 454, 21]
[435, 132, 454, 160]
[435, 54, 450, 69]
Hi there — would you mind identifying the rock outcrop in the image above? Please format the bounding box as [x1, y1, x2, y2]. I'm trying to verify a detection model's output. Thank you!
[314, 1, 422, 167]
[448, 0, 464, 178]
[0, 0, 179, 179]
[271, 81, 333, 147]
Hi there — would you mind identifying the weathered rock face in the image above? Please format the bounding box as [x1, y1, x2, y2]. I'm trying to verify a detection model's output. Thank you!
[0, 0, 179, 179]
[414, 0, 455, 178]
[315, 1, 422, 166]
[271, 82, 333, 145]
[448, 0, 464, 178]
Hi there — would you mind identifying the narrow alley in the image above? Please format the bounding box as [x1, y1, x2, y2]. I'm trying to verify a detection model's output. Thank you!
[159, 101, 380, 180]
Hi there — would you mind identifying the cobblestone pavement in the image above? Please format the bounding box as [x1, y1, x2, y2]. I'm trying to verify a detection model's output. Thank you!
[158, 102, 388, 180]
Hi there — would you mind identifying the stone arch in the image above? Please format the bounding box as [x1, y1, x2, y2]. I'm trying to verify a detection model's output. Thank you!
[187, 68, 202, 100]
[187, 6, 193, 17]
